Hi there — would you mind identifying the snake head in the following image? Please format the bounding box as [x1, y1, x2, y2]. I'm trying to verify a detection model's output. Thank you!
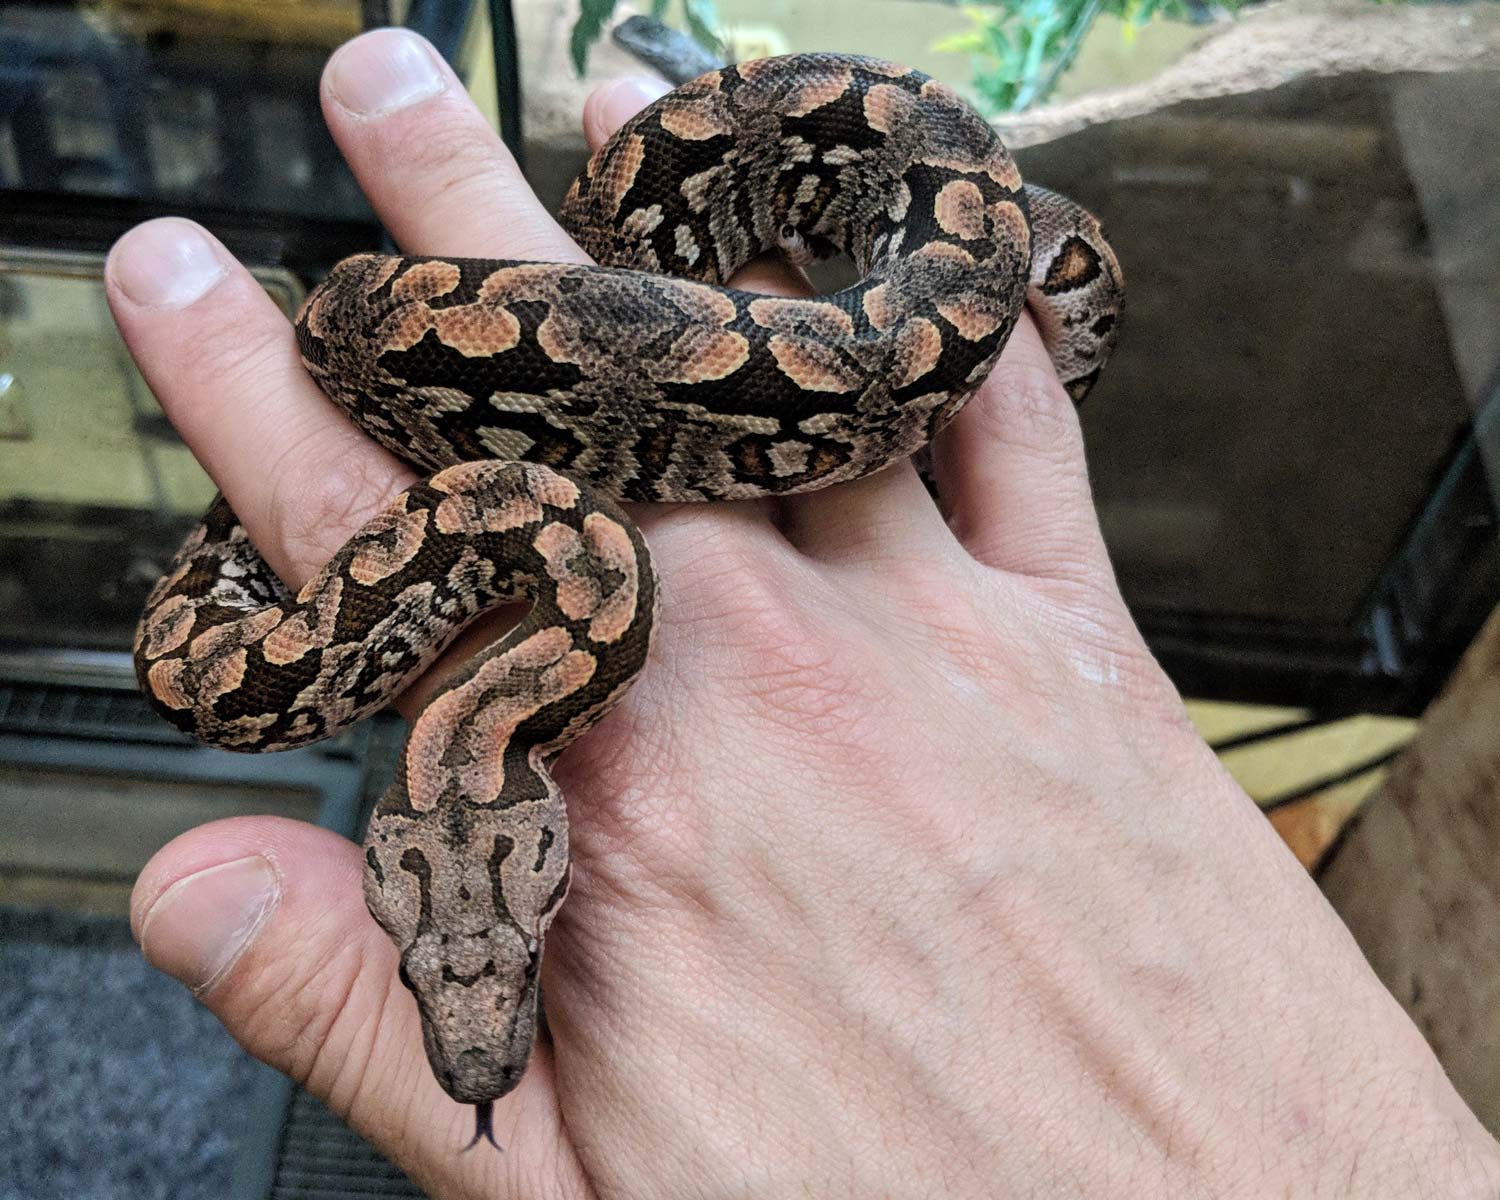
[399, 916, 541, 1104]
[364, 814, 569, 1105]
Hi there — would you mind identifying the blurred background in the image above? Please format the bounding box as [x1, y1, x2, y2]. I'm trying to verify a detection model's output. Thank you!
[2, 0, 1498, 1195]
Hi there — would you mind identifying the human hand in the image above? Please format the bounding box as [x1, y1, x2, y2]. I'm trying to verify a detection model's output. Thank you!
[110, 29, 1500, 1199]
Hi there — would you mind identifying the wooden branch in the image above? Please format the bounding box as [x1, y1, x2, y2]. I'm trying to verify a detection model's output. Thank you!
[1320, 605, 1500, 1132]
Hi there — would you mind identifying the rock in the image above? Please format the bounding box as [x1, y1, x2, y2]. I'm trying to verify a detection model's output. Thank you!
[611, 15, 723, 84]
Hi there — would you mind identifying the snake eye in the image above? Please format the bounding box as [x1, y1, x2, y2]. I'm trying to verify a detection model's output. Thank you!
[779, 223, 797, 241]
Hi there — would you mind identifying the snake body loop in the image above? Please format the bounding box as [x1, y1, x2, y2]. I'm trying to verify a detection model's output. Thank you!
[136, 53, 1123, 1116]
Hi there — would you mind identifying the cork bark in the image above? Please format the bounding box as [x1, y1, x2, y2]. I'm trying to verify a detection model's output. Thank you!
[1320, 607, 1500, 1132]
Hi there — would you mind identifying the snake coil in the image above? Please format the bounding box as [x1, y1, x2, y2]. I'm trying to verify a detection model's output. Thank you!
[136, 53, 1123, 1137]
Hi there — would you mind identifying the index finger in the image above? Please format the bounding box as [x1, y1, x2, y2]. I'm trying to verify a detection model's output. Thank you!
[105, 218, 415, 589]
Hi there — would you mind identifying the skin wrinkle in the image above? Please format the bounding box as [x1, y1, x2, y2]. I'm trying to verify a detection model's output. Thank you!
[224, 935, 332, 1085]
[572, 790, 722, 928]
[347, 102, 572, 263]
[342, 961, 428, 1135]
[638, 952, 858, 1197]
[564, 714, 906, 1182]
[546, 945, 699, 1190]
[783, 475, 952, 569]
[646, 525, 806, 627]
[778, 589, 1089, 859]
[267, 436, 418, 585]
[934, 357, 1103, 571]
[267, 933, 376, 1092]
[144, 318, 352, 513]
[168, 295, 297, 399]
[250, 860, 385, 1088]
[611, 715, 784, 911]
[711, 810, 1020, 1194]
[962, 361, 1085, 465]
[850, 568, 1008, 673]
[555, 721, 699, 873]
[727, 626, 877, 748]
[321, 1013, 400, 1142]
[988, 903, 1207, 1190]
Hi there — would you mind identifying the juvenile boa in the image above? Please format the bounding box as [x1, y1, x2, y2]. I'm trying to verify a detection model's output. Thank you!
[135, 53, 1123, 1144]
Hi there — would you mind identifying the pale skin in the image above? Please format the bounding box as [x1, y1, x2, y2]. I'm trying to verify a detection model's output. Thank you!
[111, 28, 1500, 1200]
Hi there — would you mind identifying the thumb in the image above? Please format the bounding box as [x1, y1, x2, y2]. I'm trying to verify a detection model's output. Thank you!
[130, 816, 580, 1199]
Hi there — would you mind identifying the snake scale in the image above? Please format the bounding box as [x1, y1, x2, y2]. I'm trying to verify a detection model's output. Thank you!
[135, 53, 1123, 1144]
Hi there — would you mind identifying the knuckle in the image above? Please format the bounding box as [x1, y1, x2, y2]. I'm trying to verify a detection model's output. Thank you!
[653, 518, 786, 630]
[1066, 619, 1195, 732]
[267, 436, 412, 584]
[810, 503, 925, 574]
[385, 106, 502, 183]
[383, 116, 564, 254]
[381, 113, 579, 262]
[181, 305, 297, 397]
[736, 621, 867, 739]
[686, 563, 798, 659]
[420, 130, 513, 207]
[1021, 575, 1196, 734]
[972, 360, 1085, 467]
[653, 521, 882, 746]
[226, 932, 380, 1095]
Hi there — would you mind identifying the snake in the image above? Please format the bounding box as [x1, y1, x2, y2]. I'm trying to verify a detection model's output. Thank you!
[134, 52, 1123, 1146]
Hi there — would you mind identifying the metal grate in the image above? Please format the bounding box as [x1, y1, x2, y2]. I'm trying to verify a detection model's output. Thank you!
[0, 678, 189, 742]
[269, 1089, 428, 1199]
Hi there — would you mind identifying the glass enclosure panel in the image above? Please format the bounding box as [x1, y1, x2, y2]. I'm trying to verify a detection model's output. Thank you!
[0, 248, 301, 649]
[1, 1, 372, 218]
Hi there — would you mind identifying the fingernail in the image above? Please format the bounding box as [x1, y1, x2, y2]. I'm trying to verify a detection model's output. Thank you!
[109, 218, 229, 309]
[616, 75, 674, 108]
[139, 856, 280, 994]
[602, 76, 673, 126]
[328, 28, 447, 118]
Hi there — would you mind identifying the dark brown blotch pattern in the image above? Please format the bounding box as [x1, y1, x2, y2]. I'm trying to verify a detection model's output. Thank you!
[142, 53, 1121, 1115]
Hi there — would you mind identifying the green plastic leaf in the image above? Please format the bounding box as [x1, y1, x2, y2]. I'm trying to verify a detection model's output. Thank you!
[570, 0, 617, 76]
[930, 0, 1262, 115]
[682, 0, 724, 55]
[932, 29, 987, 52]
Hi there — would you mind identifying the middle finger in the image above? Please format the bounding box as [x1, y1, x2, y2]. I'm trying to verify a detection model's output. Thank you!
[322, 28, 587, 263]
